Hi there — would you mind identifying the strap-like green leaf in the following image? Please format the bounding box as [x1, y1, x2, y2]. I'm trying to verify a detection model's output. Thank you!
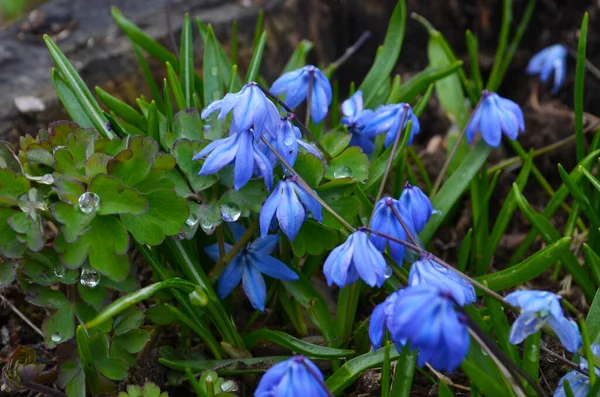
[244, 329, 354, 358]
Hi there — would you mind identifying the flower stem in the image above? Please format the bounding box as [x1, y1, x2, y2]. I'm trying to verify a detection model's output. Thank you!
[325, 31, 372, 74]
[373, 105, 410, 207]
[260, 136, 355, 233]
[431, 96, 484, 197]
[209, 220, 259, 281]
[389, 202, 419, 247]
[257, 84, 333, 160]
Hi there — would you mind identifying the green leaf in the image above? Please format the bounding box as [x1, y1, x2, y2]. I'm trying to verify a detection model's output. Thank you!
[282, 273, 337, 341]
[52, 69, 94, 128]
[587, 289, 600, 344]
[0, 141, 21, 172]
[246, 31, 267, 83]
[0, 169, 30, 206]
[558, 164, 600, 228]
[294, 153, 324, 188]
[321, 195, 359, 230]
[584, 244, 600, 287]
[461, 359, 508, 396]
[324, 147, 369, 183]
[203, 25, 224, 108]
[88, 173, 148, 215]
[8, 211, 45, 252]
[394, 62, 463, 104]
[131, 42, 164, 110]
[96, 87, 147, 131]
[244, 329, 354, 358]
[55, 215, 130, 281]
[359, 0, 406, 107]
[219, 180, 268, 218]
[174, 109, 203, 141]
[319, 131, 351, 158]
[57, 360, 85, 397]
[166, 62, 186, 110]
[180, 14, 194, 108]
[485, 0, 512, 92]
[159, 356, 288, 373]
[78, 284, 109, 312]
[44, 37, 111, 138]
[112, 329, 150, 355]
[171, 139, 216, 193]
[0, 209, 26, 258]
[0, 260, 16, 287]
[88, 333, 129, 380]
[326, 348, 400, 395]
[421, 141, 492, 245]
[197, 18, 238, 92]
[477, 237, 571, 292]
[283, 40, 314, 73]
[290, 220, 339, 257]
[390, 345, 416, 397]
[51, 201, 95, 242]
[53, 128, 99, 180]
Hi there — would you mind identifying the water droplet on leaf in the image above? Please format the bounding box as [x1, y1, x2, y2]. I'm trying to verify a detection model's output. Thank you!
[51, 332, 62, 342]
[220, 202, 241, 222]
[53, 266, 65, 278]
[186, 213, 199, 227]
[80, 268, 100, 288]
[384, 266, 393, 279]
[210, 66, 219, 76]
[39, 174, 54, 185]
[78, 192, 100, 214]
[189, 288, 209, 307]
[205, 374, 214, 383]
[52, 146, 65, 154]
[201, 220, 216, 235]
[333, 166, 353, 179]
[221, 380, 237, 392]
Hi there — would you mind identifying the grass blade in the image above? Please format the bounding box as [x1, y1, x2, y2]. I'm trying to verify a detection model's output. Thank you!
[51, 69, 93, 128]
[486, 0, 512, 91]
[245, 31, 267, 83]
[575, 13, 589, 162]
[180, 14, 194, 108]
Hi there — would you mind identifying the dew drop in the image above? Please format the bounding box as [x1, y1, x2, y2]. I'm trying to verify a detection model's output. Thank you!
[52, 146, 65, 154]
[51, 332, 62, 342]
[384, 266, 393, 279]
[220, 202, 241, 223]
[175, 232, 187, 241]
[53, 266, 65, 278]
[78, 192, 100, 214]
[210, 66, 219, 76]
[283, 135, 295, 146]
[201, 219, 216, 235]
[39, 174, 54, 185]
[221, 380, 237, 392]
[80, 268, 100, 288]
[333, 166, 353, 179]
[186, 213, 199, 227]
[205, 374, 214, 383]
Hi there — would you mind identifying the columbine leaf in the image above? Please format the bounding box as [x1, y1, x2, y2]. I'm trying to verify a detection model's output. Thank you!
[291, 220, 339, 257]
[88, 333, 129, 380]
[219, 179, 268, 218]
[108, 136, 158, 187]
[51, 202, 95, 242]
[174, 109, 203, 141]
[113, 308, 145, 336]
[294, 153, 324, 188]
[171, 138, 216, 193]
[0, 169, 30, 206]
[0, 209, 26, 258]
[0, 260, 17, 287]
[324, 147, 369, 183]
[0, 141, 23, 172]
[8, 211, 45, 252]
[88, 173, 148, 215]
[319, 131, 351, 158]
[53, 128, 99, 180]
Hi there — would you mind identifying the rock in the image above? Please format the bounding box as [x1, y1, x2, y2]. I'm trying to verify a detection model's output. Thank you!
[14, 96, 46, 113]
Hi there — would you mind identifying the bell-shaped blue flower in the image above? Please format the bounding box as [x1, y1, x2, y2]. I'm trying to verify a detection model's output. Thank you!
[205, 223, 298, 311]
[362, 103, 420, 148]
[554, 344, 600, 397]
[259, 121, 322, 169]
[270, 65, 332, 123]
[341, 90, 376, 154]
[466, 91, 525, 147]
[255, 355, 330, 397]
[371, 285, 470, 372]
[323, 230, 388, 288]
[201, 82, 280, 137]
[527, 44, 567, 94]
[369, 197, 408, 263]
[408, 257, 476, 306]
[193, 129, 273, 191]
[399, 183, 433, 234]
[505, 290, 581, 353]
[260, 176, 323, 241]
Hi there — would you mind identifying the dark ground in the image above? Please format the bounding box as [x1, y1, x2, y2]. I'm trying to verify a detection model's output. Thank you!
[1, 0, 599, 395]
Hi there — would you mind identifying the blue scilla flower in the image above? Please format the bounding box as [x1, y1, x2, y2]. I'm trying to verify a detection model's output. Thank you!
[408, 257, 475, 306]
[362, 103, 420, 148]
[260, 176, 323, 241]
[201, 82, 280, 137]
[527, 44, 567, 94]
[554, 344, 600, 397]
[505, 290, 581, 353]
[205, 223, 298, 311]
[466, 91, 525, 147]
[370, 285, 470, 372]
[259, 121, 322, 169]
[323, 230, 388, 288]
[399, 183, 433, 234]
[255, 355, 330, 397]
[369, 197, 408, 263]
[270, 65, 332, 123]
[193, 128, 273, 191]
[341, 90, 376, 154]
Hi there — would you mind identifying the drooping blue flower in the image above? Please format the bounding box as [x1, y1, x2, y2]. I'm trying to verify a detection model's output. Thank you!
[205, 223, 298, 311]
[527, 44, 567, 94]
[270, 65, 332, 123]
[369, 197, 408, 263]
[193, 128, 273, 191]
[201, 82, 280, 137]
[362, 103, 420, 148]
[408, 257, 476, 306]
[466, 91, 525, 148]
[260, 176, 323, 241]
[323, 230, 388, 288]
[399, 183, 433, 234]
[505, 290, 581, 353]
[370, 285, 470, 372]
[554, 344, 600, 397]
[255, 355, 330, 397]
[341, 90, 376, 153]
[259, 120, 322, 169]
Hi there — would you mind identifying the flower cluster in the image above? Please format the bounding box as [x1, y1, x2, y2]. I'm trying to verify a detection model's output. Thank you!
[255, 356, 330, 396]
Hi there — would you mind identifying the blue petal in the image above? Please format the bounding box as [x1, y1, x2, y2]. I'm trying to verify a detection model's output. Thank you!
[547, 316, 581, 353]
[323, 238, 355, 287]
[351, 231, 387, 287]
[205, 242, 232, 262]
[231, 85, 254, 132]
[292, 182, 323, 222]
[310, 71, 332, 123]
[217, 255, 244, 298]
[249, 234, 279, 254]
[342, 91, 362, 118]
[362, 105, 398, 136]
[198, 134, 240, 175]
[509, 311, 545, 344]
[260, 181, 284, 238]
[249, 253, 299, 281]
[271, 69, 304, 96]
[233, 130, 255, 190]
[242, 264, 267, 311]
[276, 181, 305, 241]
[253, 143, 274, 190]
[555, 371, 591, 397]
[255, 360, 291, 395]
[465, 106, 482, 144]
[369, 302, 388, 350]
[480, 97, 502, 147]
